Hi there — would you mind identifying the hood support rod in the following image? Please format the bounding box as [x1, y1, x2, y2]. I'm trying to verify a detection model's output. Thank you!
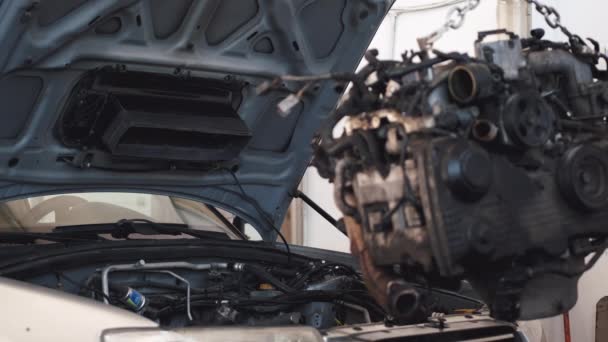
[292, 190, 346, 236]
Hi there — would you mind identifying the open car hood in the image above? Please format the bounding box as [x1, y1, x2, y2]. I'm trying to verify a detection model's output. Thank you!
[0, 0, 391, 240]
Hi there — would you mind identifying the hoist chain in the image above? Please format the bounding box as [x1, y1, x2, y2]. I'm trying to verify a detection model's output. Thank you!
[419, 0, 588, 51]
[417, 0, 480, 50]
[525, 0, 576, 41]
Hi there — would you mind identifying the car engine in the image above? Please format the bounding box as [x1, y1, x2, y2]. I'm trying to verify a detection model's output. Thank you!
[308, 28, 608, 322]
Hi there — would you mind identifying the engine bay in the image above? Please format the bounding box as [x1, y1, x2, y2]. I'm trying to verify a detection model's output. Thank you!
[3, 243, 482, 329]
[28, 259, 373, 329]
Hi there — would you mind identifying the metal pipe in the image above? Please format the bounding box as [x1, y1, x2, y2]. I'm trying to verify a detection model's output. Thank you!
[527, 50, 593, 115]
[448, 64, 495, 103]
[342, 216, 420, 317]
[100, 260, 229, 305]
[387, 280, 421, 319]
[149, 270, 193, 321]
[293, 190, 339, 229]
[563, 312, 571, 342]
[336, 301, 372, 323]
[497, 0, 531, 37]
[472, 120, 499, 142]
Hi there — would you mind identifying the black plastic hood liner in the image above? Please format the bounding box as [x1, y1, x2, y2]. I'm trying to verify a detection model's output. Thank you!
[58, 68, 252, 164]
[0, 0, 393, 240]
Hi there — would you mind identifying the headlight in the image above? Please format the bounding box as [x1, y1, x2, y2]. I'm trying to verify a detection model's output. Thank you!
[102, 327, 323, 342]
[102, 328, 194, 342]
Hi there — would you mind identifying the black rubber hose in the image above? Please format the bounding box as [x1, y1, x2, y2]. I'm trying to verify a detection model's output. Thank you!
[359, 130, 387, 176]
[240, 264, 295, 293]
[325, 135, 356, 156]
[333, 158, 359, 217]
[290, 263, 361, 289]
[239, 290, 386, 316]
[270, 267, 300, 278]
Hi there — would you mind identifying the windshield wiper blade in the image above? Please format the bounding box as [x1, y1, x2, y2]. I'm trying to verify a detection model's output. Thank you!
[53, 219, 230, 240]
[0, 220, 230, 244]
[0, 232, 104, 244]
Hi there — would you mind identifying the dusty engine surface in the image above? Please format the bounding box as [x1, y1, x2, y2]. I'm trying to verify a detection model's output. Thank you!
[313, 29, 608, 321]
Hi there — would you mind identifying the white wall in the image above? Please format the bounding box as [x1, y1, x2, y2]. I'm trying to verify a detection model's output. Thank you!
[390, 0, 498, 56]
[301, 167, 349, 251]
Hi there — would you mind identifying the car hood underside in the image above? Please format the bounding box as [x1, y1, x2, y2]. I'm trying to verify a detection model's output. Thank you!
[0, 0, 391, 240]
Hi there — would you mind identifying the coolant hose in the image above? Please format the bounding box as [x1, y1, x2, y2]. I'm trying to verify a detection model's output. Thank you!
[234, 263, 295, 293]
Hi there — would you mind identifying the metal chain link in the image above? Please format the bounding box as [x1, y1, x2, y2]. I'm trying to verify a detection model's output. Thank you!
[524, 0, 575, 41]
[418, 0, 584, 51]
[417, 0, 481, 50]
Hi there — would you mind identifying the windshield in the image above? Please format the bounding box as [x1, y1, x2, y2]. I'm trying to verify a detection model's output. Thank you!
[0, 192, 241, 239]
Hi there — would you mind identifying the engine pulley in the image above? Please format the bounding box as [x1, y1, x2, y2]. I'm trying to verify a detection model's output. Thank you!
[557, 145, 608, 211]
[502, 92, 556, 148]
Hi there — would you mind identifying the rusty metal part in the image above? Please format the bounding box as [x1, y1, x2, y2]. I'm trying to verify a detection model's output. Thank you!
[343, 216, 420, 317]
[343, 215, 398, 311]
[447, 64, 495, 104]
[472, 120, 499, 142]
[386, 280, 421, 318]
[351, 163, 433, 270]
[345, 109, 435, 135]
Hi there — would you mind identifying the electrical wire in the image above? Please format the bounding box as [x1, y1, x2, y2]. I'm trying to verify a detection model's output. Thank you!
[583, 247, 607, 273]
[224, 170, 292, 264]
[154, 289, 385, 318]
